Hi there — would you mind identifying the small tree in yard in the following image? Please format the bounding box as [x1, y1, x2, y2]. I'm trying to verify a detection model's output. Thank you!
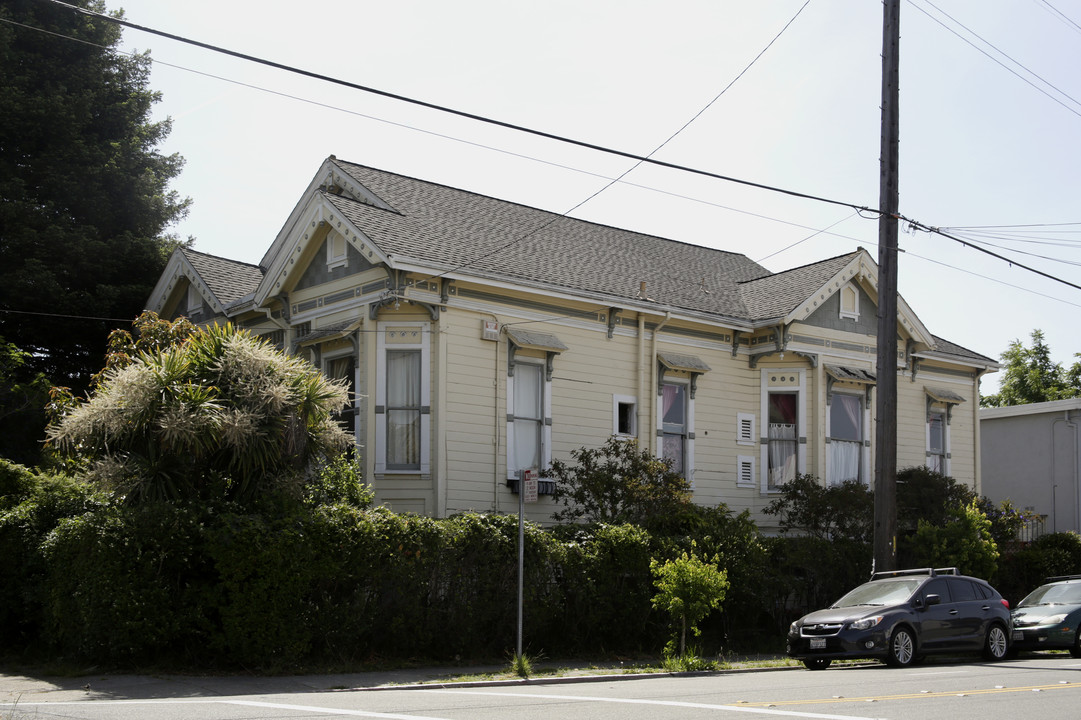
[548, 436, 691, 525]
[650, 542, 729, 660]
[46, 323, 352, 505]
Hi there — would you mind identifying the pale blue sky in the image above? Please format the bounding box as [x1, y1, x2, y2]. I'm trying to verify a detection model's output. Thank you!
[108, 0, 1081, 392]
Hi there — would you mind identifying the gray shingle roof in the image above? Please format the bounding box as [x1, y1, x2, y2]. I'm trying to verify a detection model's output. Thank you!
[183, 248, 263, 307]
[180, 158, 991, 368]
[327, 160, 770, 320]
[737, 253, 857, 321]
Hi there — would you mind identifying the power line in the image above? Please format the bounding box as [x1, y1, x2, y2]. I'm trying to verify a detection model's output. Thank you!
[40, 0, 875, 217]
[910, 0, 1081, 118]
[23, 0, 1081, 295]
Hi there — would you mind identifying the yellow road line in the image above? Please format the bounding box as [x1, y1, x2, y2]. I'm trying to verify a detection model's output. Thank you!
[733, 682, 1078, 707]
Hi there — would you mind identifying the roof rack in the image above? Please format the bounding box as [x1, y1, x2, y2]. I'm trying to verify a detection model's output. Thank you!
[1045, 574, 1081, 583]
[872, 567, 959, 580]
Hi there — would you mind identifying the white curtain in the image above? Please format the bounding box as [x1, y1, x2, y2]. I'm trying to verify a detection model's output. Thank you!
[387, 351, 420, 467]
[830, 441, 862, 485]
[513, 364, 542, 471]
[829, 394, 862, 484]
[768, 423, 797, 488]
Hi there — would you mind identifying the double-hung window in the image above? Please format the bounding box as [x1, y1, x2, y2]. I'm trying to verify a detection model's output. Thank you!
[661, 382, 687, 475]
[325, 352, 357, 435]
[927, 410, 946, 473]
[761, 369, 805, 492]
[375, 323, 429, 474]
[828, 393, 863, 485]
[511, 361, 543, 473]
[767, 392, 798, 489]
[386, 350, 421, 468]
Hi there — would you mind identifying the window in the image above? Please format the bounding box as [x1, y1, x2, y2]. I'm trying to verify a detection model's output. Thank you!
[327, 233, 347, 269]
[613, 394, 637, 437]
[511, 362, 543, 472]
[767, 392, 798, 490]
[386, 350, 420, 468]
[928, 409, 946, 473]
[375, 323, 429, 474]
[661, 382, 687, 475]
[839, 283, 860, 320]
[761, 369, 805, 493]
[828, 393, 863, 485]
[325, 353, 356, 434]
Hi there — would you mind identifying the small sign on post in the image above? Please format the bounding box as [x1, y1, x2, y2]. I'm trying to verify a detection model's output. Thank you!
[522, 468, 539, 504]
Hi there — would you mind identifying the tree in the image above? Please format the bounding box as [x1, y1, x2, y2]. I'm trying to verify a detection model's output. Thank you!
[650, 542, 729, 658]
[0, 337, 53, 465]
[547, 437, 692, 525]
[46, 324, 352, 505]
[763, 474, 873, 543]
[904, 501, 999, 580]
[0, 0, 190, 393]
[981, 330, 1081, 407]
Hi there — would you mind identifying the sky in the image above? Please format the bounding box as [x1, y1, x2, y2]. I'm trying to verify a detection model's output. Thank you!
[93, 0, 1081, 393]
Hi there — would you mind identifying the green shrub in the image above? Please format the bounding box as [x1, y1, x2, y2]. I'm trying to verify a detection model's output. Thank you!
[39, 503, 203, 663]
[0, 465, 104, 651]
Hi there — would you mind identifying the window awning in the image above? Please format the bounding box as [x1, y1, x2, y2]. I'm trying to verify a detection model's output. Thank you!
[825, 365, 876, 384]
[294, 320, 361, 346]
[925, 386, 966, 404]
[657, 351, 711, 374]
[504, 326, 567, 353]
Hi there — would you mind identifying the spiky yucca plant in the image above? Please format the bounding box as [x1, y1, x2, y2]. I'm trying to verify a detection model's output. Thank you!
[47, 324, 352, 504]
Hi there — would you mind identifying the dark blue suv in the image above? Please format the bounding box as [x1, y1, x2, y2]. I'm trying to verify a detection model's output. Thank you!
[787, 567, 1012, 670]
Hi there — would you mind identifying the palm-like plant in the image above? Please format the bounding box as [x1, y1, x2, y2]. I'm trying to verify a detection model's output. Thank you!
[47, 324, 351, 504]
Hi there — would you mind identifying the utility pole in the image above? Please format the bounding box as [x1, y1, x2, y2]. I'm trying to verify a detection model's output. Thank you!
[874, 0, 900, 573]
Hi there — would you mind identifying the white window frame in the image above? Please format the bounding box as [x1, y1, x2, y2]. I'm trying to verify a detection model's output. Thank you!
[613, 394, 637, 438]
[826, 391, 869, 486]
[327, 232, 348, 270]
[839, 283, 860, 321]
[926, 407, 949, 474]
[324, 348, 357, 437]
[506, 356, 553, 480]
[760, 368, 806, 494]
[375, 322, 430, 474]
[658, 378, 694, 483]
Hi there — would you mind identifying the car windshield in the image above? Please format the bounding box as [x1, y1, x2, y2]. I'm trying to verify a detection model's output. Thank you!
[1018, 582, 1081, 607]
[832, 578, 923, 607]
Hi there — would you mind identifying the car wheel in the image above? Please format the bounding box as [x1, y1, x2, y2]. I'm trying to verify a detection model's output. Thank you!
[1070, 629, 1081, 659]
[803, 658, 831, 671]
[983, 624, 1009, 661]
[885, 626, 916, 667]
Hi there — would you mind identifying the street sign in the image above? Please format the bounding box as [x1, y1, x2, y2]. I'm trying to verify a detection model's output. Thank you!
[522, 469, 538, 503]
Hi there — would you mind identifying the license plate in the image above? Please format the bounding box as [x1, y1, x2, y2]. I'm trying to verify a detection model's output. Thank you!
[810, 638, 826, 650]
[1012, 630, 1023, 641]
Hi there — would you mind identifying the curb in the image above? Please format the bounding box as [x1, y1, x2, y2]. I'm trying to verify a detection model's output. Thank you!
[351, 663, 802, 691]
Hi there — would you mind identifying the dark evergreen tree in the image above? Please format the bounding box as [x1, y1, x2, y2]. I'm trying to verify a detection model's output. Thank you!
[0, 0, 189, 395]
[981, 329, 1081, 407]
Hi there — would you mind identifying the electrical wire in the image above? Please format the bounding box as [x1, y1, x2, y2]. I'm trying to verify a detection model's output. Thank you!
[15, 0, 1081, 297]
[910, 0, 1081, 118]
[39, 0, 875, 217]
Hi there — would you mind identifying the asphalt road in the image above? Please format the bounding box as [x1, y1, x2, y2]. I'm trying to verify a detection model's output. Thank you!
[3, 654, 1081, 719]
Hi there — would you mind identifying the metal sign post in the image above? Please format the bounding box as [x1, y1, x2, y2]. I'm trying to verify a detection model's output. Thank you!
[517, 468, 537, 659]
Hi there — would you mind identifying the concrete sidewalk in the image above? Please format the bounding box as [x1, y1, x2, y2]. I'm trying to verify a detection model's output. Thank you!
[1, 658, 793, 705]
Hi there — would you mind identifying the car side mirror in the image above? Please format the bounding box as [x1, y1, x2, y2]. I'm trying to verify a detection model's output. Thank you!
[924, 594, 941, 607]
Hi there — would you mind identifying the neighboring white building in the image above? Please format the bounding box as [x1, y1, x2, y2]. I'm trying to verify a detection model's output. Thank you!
[981, 399, 1081, 534]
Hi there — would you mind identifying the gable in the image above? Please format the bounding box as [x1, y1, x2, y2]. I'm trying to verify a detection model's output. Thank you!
[293, 233, 378, 292]
[803, 280, 877, 334]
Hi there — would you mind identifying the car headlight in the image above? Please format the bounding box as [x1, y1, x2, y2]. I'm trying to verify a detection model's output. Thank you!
[850, 615, 884, 631]
[790, 621, 800, 634]
[1042, 614, 1068, 626]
